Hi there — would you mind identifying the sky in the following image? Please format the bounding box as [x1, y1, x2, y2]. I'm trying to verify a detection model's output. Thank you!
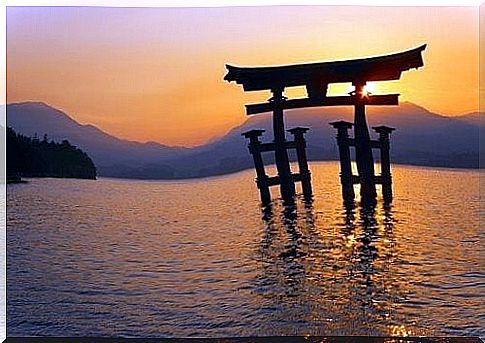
[6, 6, 479, 146]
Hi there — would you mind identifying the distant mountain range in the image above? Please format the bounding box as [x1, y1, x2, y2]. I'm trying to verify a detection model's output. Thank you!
[6, 101, 482, 179]
[6, 102, 189, 166]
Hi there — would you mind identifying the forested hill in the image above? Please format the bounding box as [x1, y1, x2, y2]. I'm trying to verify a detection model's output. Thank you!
[7, 127, 97, 181]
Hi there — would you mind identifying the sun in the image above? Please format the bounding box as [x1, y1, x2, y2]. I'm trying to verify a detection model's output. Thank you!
[346, 82, 378, 96]
[362, 82, 377, 96]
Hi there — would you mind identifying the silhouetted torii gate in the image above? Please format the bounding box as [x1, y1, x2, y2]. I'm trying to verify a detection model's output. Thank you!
[224, 44, 426, 204]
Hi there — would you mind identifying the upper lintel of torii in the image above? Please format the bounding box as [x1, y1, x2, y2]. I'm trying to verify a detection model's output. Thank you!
[224, 44, 426, 115]
[224, 44, 426, 92]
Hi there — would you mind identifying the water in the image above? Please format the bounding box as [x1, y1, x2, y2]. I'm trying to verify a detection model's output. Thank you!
[6, 162, 483, 337]
[0, 183, 5, 341]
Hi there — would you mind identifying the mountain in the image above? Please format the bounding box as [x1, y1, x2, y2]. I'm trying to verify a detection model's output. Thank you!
[454, 112, 484, 127]
[149, 102, 479, 178]
[7, 101, 480, 179]
[6, 102, 189, 175]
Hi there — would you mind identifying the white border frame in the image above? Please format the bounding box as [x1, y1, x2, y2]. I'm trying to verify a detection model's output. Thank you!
[0, 1, 482, 341]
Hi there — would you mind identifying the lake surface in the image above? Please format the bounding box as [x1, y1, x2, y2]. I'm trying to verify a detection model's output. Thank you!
[6, 162, 483, 337]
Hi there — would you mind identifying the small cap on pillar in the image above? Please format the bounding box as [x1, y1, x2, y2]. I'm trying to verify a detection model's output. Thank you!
[288, 127, 310, 134]
[329, 121, 354, 129]
[242, 129, 265, 138]
[373, 125, 396, 134]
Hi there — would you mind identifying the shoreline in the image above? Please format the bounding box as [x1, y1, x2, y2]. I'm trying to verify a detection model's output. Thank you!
[95, 161, 482, 183]
[7, 161, 481, 184]
[97, 160, 482, 182]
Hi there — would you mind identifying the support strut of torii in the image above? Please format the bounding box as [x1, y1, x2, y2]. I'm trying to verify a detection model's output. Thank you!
[224, 44, 426, 205]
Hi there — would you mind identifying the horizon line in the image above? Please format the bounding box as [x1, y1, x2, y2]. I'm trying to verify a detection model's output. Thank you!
[3, 99, 482, 149]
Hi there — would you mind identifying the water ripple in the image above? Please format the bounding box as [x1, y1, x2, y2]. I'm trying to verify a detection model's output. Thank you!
[6, 162, 483, 337]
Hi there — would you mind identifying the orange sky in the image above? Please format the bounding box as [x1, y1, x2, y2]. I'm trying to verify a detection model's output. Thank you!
[7, 6, 479, 146]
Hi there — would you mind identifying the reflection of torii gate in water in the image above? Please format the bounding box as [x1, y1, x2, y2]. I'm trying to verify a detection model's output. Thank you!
[224, 44, 426, 205]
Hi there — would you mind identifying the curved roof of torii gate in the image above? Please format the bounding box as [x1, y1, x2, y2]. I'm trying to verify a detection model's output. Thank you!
[224, 44, 426, 92]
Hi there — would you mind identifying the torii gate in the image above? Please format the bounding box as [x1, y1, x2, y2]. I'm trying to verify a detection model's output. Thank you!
[224, 44, 426, 205]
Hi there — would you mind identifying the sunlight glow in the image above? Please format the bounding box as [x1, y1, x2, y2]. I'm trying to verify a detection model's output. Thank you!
[345, 83, 378, 97]
[363, 83, 377, 95]
[6, 6, 479, 146]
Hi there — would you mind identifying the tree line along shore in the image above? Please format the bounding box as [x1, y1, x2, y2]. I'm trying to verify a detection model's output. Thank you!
[7, 127, 97, 183]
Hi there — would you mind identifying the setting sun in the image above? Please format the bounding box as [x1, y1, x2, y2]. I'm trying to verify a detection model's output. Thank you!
[6, 6, 479, 146]
[363, 82, 377, 95]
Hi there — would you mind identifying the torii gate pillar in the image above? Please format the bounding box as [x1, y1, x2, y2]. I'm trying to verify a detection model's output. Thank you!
[353, 82, 377, 205]
[271, 88, 296, 200]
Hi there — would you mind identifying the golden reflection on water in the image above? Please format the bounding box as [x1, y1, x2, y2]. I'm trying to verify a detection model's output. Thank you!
[254, 197, 410, 336]
[6, 162, 482, 337]
[250, 163, 480, 337]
